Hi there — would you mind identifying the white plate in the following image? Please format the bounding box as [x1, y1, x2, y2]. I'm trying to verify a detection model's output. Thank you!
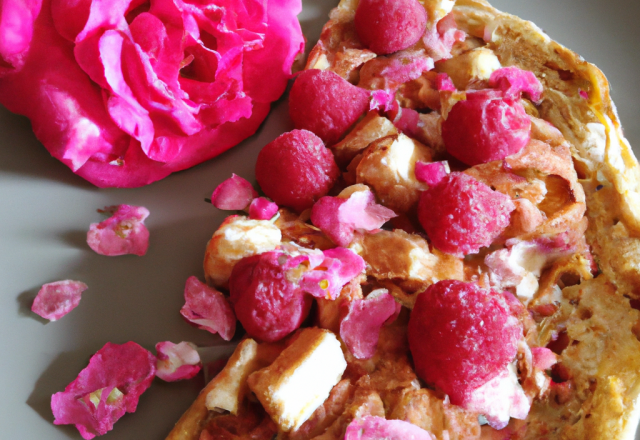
[1, 0, 638, 439]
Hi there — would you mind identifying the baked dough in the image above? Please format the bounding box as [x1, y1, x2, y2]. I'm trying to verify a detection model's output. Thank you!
[167, 1, 640, 439]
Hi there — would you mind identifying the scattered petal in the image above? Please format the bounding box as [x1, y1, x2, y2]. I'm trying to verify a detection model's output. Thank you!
[369, 89, 395, 112]
[180, 276, 236, 341]
[51, 342, 156, 439]
[414, 160, 450, 185]
[86, 205, 149, 256]
[249, 197, 279, 220]
[340, 289, 398, 359]
[436, 73, 456, 91]
[211, 174, 258, 211]
[301, 247, 365, 300]
[345, 416, 435, 440]
[489, 66, 543, 103]
[531, 347, 557, 370]
[31, 280, 88, 321]
[155, 341, 201, 382]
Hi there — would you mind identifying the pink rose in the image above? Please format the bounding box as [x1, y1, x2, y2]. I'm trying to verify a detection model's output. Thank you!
[0, 0, 304, 187]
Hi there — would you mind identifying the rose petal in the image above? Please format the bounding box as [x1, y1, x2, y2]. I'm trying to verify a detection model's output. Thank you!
[340, 289, 397, 359]
[311, 189, 397, 247]
[51, 342, 156, 439]
[531, 347, 557, 370]
[249, 197, 279, 220]
[422, 13, 465, 61]
[0, 0, 42, 74]
[345, 416, 435, 440]
[31, 280, 88, 321]
[489, 66, 543, 103]
[155, 341, 201, 382]
[369, 89, 395, 112]
[86, 205, 150, 256]
[300, 247, 365, 300]
[180, 276, 236, 341]
[211, 174, 258, 210]
[435, 72, 456, 91]
[414, 160, 450, 185]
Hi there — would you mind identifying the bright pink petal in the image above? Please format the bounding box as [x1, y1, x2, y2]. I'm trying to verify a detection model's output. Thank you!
[155, 341, 201, 382]
[51, 342, 156, 439]
[249, 197, 278, 220]
[86, 205, 150, 256]
[0, 0, 42, 74]
[489, 66, 543, 103]
[301, 247, 365, 300]
[31, 280, 88, 321]
[340, 290, 398, 359]
[378, 51, 434, 86]
[436, 73, 456, 91]
[369, 89, 394, 112]
[311, 189, 397, 247]
[391, 107, 420, 138]
[211, 174, 258, 210]
[531, 347, 557, 370]
[415, 160, 449, 185]
[345, 416, 435, 440]
[180, 276, 236, 341]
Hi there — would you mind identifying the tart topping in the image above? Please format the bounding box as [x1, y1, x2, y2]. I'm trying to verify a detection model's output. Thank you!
[51, 342, 156, 439]
[229, 251, 312, 342]
[249, 197, 279, 220]
[418, 172, 515, 257]
[155, 341, 201, 382]
[408, 280, 523, 405]
[255, 129, 340, 212]
[86, 205, 150, 256]
[180, 276, 236, 341]
[489, 66, 544, 103]
[354, 0, 427, 56]
[300, 247, 366, 300]
[414, 160, 450, 186]
[210, 174, 258, 211]
[339, 289, 399, 359]
[442, 91, 532, 165]
[289, 70, 370, 145]
[345, 415, 435, 440]
[31, 280, 88, 321]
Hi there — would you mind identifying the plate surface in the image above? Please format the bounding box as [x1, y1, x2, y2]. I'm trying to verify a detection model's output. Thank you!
[0, 0, 639, 439]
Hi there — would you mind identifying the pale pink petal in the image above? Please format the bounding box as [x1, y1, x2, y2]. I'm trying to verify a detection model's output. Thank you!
[86, 205, 150, 256]
[415, 160, 450, 185]
[155, 341, 201, 382]
[436, 72, 456, 91]
[311, 189, 397, 247]
[249, 197, 278, 220]
[422, 13, 465, 61]
[340, 289, 398, 359]
[345, 416, 435, 440]
[369, 89, 394, 112]
[531, 347, 557, 370]
[301, 247, 365, 300]
[489, 66, 543, 103]
[31, 280, 88, 321]
[461, 364, 531, 430]
[211, 174, 258, 210]
[180, 276, 236, 341]
[379, 51, 434, 87]
[51, 342, 156, 439]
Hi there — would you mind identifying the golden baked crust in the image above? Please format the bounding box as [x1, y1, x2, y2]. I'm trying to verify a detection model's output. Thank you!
[167, 1, 640, 439]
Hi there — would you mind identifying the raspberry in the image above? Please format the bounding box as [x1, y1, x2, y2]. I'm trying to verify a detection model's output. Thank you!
[289, 70, 370, 145]
[228, 251, 312, 343]
[354, 0, 427, 55]
[408, 280, 522, 404]
[442, 92, 531, 165]
[255, 130, 339, 212]
[418, 172, 515, 257]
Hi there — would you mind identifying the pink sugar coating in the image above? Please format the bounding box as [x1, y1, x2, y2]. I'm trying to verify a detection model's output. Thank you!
[418, 172, 515, 257]
[344, 416, 435, 440]
[310, 189, 397, 247]
[229, 251, 312, 343]
[249, 197, 279, 220]
[155, 341, 201, 382]
[255, 129, 339, 212]
[408, 280, 522, 404]
[489, 66, 543, 103]
[340, 290, 398, 359]
[86, 204, 149, 256]
[442, 92, 531, 166]
[51, 342, 156, 439]
[354, 0, 427, 55]
[300, 247, 365, 300]
[289, 70, 370, 145]
[414, 161, 449, 186]
[31, 280, 88, 321]
[211, 174, 258, 211]
[180, 276, 236, 341]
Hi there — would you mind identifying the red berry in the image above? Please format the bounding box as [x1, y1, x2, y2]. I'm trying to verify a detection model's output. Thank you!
[408, 280, 522, 404]
[255, 129, 339, 212]
[418, 172, 515, 257]
[354, 0, 427, 55]
[229, 251, 312, 343]
[442, 92, 531, 166]
[289, 69, 370, 145]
